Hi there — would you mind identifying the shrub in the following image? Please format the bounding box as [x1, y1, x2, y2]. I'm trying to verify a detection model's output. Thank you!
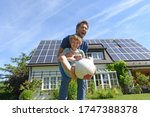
[108, 60, 134, 94]
[87, 87, 123, 99]
[51, 80, 77, 100]
[20, 79, 42, 91]
[88, 80, 96, 94]
[135, 72, 149, 86]
[131, 84, 142, 94]
[147, 82, 150, 90]
[112, 87, 123, 96]
[19, 90, 33, 100]
[68, 80, 77, 100]
[86, 90, 99, 99]
[98, 89, 114, 99]
[52, 88, 59, 100]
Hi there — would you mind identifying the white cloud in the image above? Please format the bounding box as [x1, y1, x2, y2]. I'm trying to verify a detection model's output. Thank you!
[87, 29, 110, 39]
[88, 0, 143, 22]
[116, 4, 150, 26]
[86, 0, 144, 39]
[0, 0, 72, 53]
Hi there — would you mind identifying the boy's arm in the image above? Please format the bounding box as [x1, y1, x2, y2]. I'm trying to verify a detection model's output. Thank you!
[65, 52, 76, 61]
[74, 50, 85, 60]
[58, 48, 76, 62]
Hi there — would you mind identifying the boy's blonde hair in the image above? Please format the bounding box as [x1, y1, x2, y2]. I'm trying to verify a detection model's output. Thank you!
[69, 34, 82, 45]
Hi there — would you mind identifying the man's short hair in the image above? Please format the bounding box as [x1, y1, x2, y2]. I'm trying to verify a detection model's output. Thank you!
[76, 20, 89, 30]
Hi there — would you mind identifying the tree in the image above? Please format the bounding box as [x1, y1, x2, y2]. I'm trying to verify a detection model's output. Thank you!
[107, 60, 133, 94]
[0, 51, 33, 99]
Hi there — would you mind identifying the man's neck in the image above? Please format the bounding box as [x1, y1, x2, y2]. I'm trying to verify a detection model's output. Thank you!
[76, 33, 83, 38]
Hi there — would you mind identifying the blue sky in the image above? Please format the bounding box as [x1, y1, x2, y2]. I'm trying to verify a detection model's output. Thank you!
[0, 0, 150, 74]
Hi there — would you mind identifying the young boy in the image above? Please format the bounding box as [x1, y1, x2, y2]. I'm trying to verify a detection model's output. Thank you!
[58, 34, 85, 80]
[58, 20, 89, 100]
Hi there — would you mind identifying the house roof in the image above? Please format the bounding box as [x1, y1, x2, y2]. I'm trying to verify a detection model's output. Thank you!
[28, 39, 150, 67]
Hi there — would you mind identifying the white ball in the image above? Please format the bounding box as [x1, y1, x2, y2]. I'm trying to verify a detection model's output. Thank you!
[75, 58, 96, 80]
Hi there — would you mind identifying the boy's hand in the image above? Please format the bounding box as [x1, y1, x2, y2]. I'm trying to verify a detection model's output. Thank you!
[65, 52, 73, 57]
[74, 54, 82, 61]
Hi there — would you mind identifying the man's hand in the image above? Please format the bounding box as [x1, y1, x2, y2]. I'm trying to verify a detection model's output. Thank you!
[71, 65, 77, 80]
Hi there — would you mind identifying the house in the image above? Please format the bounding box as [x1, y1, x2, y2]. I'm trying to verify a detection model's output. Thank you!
[27, 39, 150, 92]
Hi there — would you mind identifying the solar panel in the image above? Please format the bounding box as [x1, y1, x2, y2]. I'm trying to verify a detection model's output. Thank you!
[28, 39, 150, 65]
[29, 40, 61, 64]
[130, 53, 141, 60]
[98, 39, 150, 61]
[124, 54, 134, 60]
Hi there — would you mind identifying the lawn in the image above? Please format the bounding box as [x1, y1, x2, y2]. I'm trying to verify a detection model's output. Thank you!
[1, 82, 150, 100]
[110, 93, 150, 100]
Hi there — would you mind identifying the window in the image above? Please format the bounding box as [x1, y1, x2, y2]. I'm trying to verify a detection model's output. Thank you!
[86, 52, 104, 60]
[95, 74, 101, 87]
[102, 73, 110, 88]
[43, 77, 49, 89]
[86, 71, 119, 91]
[57, 76, 61, 87]
[109, 73, 118, 86]
[31, 71, 61, 90]
[42, 76, 61, 90]
[51, 77, 56, 89]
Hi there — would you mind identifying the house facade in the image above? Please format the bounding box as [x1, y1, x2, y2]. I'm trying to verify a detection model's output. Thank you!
[27, 39, 150, 91]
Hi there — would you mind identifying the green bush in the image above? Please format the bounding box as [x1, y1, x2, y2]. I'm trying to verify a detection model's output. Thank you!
[87, 88, 123, 99]
[88, 80, 96, 94]
[52, 88, 59, 100]
[50, 80, 77, 100]
[68, 80, 77, 100]
[19, 90, 33, 100]
[147, 82, 150, 90]
[136, 72, 149, 86]
[131, 84, 142, 94]
[112, 87, 123, 96]
[98, 89, 114, 99]
[107, 60, 134, 94]
[20, 79, 42, 91]
[86, 90, 99, 99]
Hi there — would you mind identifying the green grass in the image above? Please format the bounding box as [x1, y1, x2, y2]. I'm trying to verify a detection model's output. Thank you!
[111, 93, 150, 100]
[88, 93, 150, 100]
[1, 82, 150, 100]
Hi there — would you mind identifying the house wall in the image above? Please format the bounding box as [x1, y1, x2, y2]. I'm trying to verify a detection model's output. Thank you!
[28, 63, 118, 91]
[29, 65, 62, 90]
[29, 64, 107, 80]
[29, 66, 60, 80]
[96, 64, 107, 69]
[32, 66, 59, 71]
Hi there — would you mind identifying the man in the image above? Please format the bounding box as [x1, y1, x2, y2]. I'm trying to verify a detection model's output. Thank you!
[57, 20, 89, 100]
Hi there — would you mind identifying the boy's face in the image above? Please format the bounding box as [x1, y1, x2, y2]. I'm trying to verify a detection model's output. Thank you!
[70, 39, 81, 51]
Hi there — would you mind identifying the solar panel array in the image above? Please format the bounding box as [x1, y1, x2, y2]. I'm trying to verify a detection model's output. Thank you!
[29, 39, 150, 65]
[29, 40, 61, 64]
[87, 39, 150, 61]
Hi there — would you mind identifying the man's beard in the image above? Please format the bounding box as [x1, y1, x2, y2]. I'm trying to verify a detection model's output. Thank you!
[76, 32, 84, 38]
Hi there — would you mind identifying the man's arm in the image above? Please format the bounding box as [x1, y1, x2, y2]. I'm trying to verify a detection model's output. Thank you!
[57, 47, 64, 62]
[57, 35, 70, 61]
